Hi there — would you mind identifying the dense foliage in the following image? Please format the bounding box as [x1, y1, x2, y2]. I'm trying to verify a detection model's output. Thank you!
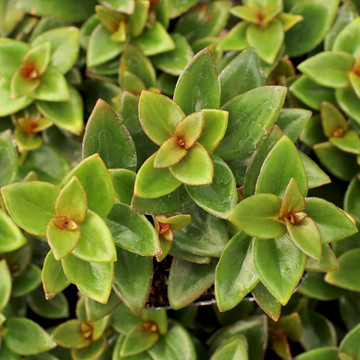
[1, 0, 360, 359]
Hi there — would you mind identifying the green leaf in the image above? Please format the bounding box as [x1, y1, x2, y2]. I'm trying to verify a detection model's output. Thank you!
[51, 319, 91, 349]
[300, 310, 337, 351]
[170, 143, 214, 185]
[10, 69, 41, 98]
[349, 71, 360, 98]
[148, 322, 196, 360]
[42, 251, 70, 300]
[168, 258, 216, 309]
[299, 272, 344, 301]
[215, 233, 259, 311]
[185, 155, 237, 218]
[119, 44, 156, 89]
[131, 185, 193, 215]
[134, 153, 182, 198]
[276, 108, 312, 142]
[243, 125, 283, 198]
[113, 247, 152, 314]
[0, 0, 24, 37]
[71, 210, 116, 263]
[173, 205, 228, 257]
[170, 246, 211, 264]
[325, 248, 360, 291]
[2, 181, 59, 236]
[305, 197, 358, 243]
[211, 334, 248, 360]
[321, 101, 348, 138]
[286, 217, 322, 260]
[83, 99, 136, 170]
[298, 51, 354, 88]
[252, 282, 282, 321]
[336, 86, 360, 125]
[17, 0, 97, 21]
[55, 176, 87, 224]
[87, 24, 124, 68]
[127, 0, 149, 37]
[62, 254, 114, 304]
[300, 152, 331, 189]
[330, 130, 360, 155]
[345, 176, 360, 218]
[333, 17, 360, 58]
[246, 20, 284, 64]
[32, 67, 70, 102]
[139, 90, 185, 146]
[290, 75, 336, 111]
[142, 310, 168, 335]
[4, 318, 56, 355]
[0, 209, 26, 253]
[72, 336, 106, 360]
[14, 128, 42, 153]
[151, 33, 193, 76]
[216, 86, 286, 160]
[0, 79, 33, 117]
[60, 154, 114, 218]
[339, 292, 360, 331]
[219, 48, 265, 106]
[314, 142, 358, 181]
[99, 0, 134, 13]
[36, 86, 83, 134]
[174, 111, 205, 150]
[110, 169, 136, 206]
[85, 291, 120, 322]
[0, 38, 29, 80]
[306, 244, 338, 273]
[173, 48, 220, 115]
[339, 322, 360, 358]
[154, 137, 187, 168]
[23, 41, 51, 76]
[168, 0, 198, 18]
[253, 236, 306, 305]
[12, 264, 42, 297]
[295, 347, 339, 360]
[279, 178, 305, 218]
[120, 323, 159, 357]
[0, 130, 17, 187]
[231, 6, 260, 23]
[228, 193, 285, 239]
[256, 135, 308, 197]
[106, 202, 161, 256]
[131, 22, 175, 56]
[27, 288, 69, 319]
[218, 22, 250, 51]
[285, 0, 339, 57]
[0, 260, 11, 311]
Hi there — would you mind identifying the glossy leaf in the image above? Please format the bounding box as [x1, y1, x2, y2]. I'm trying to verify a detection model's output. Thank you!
[298, 51, 354, 88]
[285, 0, 339, 57]
[85, 290, 121, 322]
[106, 202, 161, 256]
[300, 310, 337, 350]
[139, 90, 185, 145]
[211, 335, 248, 360]
[42, 251, 70, 300]
[276, 108, 311, 142]
[1, 181, 59, 236]
[62, 254, 114, 304]
[253, 236, 306, 305]
[333, 17, 360, 58]
[131, 22, 175, 56]
[295, 348, 338, 360]
[55, 176, 87, 224]
[83, 99, 136, 170]
[216, 233, 259, 311]
[246, 20, 284, 64]
[252, 282, 282, 322]
[113, 247, 153, 314]
[325, 249, 360, 291]
[330, 130, 360, 155]
[228, 194, 285, 239]
[345, 176, 360, 218]
[168, 258, 216, 309]
[218, 22, 250, 51]
[305, 197, 357, 244]
[173, 48, 220, 115]
[51, 319, 92, 349]
[110, 169, 135, 206]
[299, 152, 331, 189]
[216, 86, 287, 160]
[36, 86, 84, 134]
[4, 318, 56, 355]
[306, 244, 338, 273]
[256, 135, 308, 197]
[339, 322, 360, 358]
[60, 154, 114, 218]
[185, 155, 237, 218]
[0, 209, 26, 253]
[0, 260, 11, 311]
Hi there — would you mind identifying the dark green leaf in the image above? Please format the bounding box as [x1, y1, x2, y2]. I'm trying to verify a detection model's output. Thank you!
[276, 108, 311, 142]
[211, 334, 248, 360]
[72, 337, 106, 360]
[0, 260, 11, 311]
[110, 169, 136, 206]
[12, 264, 42, 297]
